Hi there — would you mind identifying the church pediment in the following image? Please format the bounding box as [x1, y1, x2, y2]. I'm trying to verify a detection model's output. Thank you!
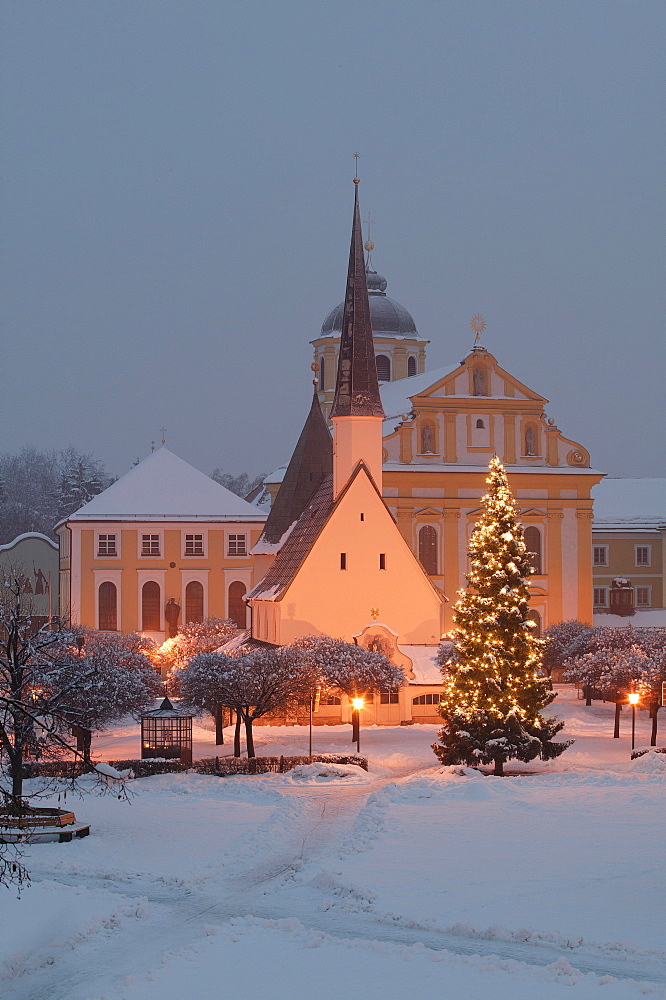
[415, 507, 441, 517]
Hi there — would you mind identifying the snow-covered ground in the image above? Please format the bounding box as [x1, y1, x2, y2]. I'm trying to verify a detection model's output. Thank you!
[2, 686, 666, 999]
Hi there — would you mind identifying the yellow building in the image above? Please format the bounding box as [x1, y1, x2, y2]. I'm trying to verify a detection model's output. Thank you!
[591, 478, 666, 615]
[57, 448, 266, 641]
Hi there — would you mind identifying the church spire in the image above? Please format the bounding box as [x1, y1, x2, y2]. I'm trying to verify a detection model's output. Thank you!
[330, 180, 385, 419]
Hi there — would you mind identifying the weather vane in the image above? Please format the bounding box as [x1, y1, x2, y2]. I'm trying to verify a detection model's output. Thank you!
[470, 315, 486, 348]
[159, 426, 167, 446]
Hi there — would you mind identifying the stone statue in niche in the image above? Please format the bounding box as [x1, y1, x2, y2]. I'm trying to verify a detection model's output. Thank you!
[421, 424, 433, 454]
[165, 597, 181, 638]
[473, 367, 486, 395]
[525, 425, 537, 456]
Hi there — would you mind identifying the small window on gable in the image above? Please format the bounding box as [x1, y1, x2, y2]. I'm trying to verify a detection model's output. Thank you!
[340, 553, 347, 570]
[376, 355, 391, 382]
[475, 418, 484, 429]
[407, 356, 417, 377]
[379, 553, 386, 570]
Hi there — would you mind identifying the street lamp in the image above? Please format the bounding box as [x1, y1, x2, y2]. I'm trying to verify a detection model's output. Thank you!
[351, 696, 364, 754]
[628, 692, 640, 752]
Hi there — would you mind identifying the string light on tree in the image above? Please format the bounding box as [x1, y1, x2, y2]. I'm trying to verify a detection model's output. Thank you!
[432, 456, 571, 775]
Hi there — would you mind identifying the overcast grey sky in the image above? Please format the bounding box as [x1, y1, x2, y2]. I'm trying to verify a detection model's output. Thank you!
[2, 1, 664, 482]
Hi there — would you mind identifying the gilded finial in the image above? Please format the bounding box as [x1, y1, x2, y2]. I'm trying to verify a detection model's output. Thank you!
[470, 315, 486, 349]
[353, 152, 360, 183]
[371, 607, 379, 621]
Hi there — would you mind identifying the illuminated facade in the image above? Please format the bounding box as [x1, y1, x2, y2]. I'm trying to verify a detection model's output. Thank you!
[57, 448, 266, 642]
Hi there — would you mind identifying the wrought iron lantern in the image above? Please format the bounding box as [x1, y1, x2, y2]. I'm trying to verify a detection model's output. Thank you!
[141, 697, 193, 766]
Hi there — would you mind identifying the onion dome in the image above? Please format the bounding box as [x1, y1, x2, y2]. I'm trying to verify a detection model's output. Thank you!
[321, 264, 418, 339]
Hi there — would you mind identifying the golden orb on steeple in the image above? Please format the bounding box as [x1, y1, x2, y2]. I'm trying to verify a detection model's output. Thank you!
[364, 240, 374, 252]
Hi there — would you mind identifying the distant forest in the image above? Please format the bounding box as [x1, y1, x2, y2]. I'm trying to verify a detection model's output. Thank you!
[0, 447, 266, 545]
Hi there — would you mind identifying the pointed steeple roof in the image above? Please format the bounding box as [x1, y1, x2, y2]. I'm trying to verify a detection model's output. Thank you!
[258, 389, 333, 546]
[330, 181, 385, 418]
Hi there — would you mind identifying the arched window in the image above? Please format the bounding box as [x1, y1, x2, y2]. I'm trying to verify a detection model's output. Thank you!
[185, 581, 204, 623]
[476, 418, 485, 429]
[228, 581, 247, 628]
[319, 356, 325, 389]
[527, 609, 542, 637]
[524, 526, 542, 575]
[472, 367, 488, 396]
[421, 423, 435, 454]
[142, 581, 161, 631]
[418, 525, 438, 575]
[376, 355, 391, 382]
[525, 424, 538, 456]
[407, 356, 417, 377]
[98, 581, 117, 631]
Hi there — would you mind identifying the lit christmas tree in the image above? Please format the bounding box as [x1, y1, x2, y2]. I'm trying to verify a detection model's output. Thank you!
[432, 457, 570, 775]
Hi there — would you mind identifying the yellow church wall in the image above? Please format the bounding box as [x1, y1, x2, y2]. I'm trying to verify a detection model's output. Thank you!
[380, 468, 601, 628]
[272, 471, 442, 647]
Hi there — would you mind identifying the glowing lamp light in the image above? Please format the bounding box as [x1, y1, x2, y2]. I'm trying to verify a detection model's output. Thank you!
[628, 692, 640, 705]
[351, 697, 364, 711]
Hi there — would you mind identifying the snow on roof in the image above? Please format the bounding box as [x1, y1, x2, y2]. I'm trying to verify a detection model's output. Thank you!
[592, 479, 666, 528]
[594, 610, 666, 628]
[398, 644, 444, 685]
[263, 465, 287, 486]
[63, 448, 267, 522]
[379, 365, 459, 421]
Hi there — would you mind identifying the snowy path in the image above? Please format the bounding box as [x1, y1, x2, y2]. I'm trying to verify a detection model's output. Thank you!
[4, 692, 666, 999]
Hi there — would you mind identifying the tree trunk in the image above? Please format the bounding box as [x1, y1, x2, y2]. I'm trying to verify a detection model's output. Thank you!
[650, 704, 658, 747]
[614, 701, 622, 739]
[233, 712, 241, 757]
[584, 685, 592, 707]
[493, 758, 504, 776]
[214, 704, 224, 745]
[244, 716, 255, 758]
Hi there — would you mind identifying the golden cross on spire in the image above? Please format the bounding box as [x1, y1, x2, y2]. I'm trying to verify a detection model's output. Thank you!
[353, 152, 360, 180]
[371, 607, 380, 621]
[159, 426, 167, 445]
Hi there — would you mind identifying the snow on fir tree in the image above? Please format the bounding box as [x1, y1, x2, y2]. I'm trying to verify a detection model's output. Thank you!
[432, 457, 571, 775]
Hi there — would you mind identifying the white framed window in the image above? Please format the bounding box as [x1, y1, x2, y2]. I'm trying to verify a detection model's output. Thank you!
[97, 533, 118, 557]
[635, 545, 651, 567]
[183, 533, 205, 557]
[141, 533, 161, 557]
[593, 545, 608, 566]
[593, 587, 608, 607]
[227, 533, 247, 556]
[635, 586, 651, 607]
